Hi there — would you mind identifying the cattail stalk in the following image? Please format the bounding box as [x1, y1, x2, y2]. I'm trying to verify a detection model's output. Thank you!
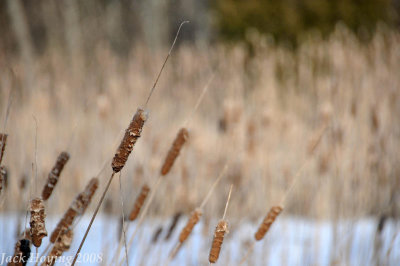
[9, 239, 31, 266]
[254, 206, 283, 241]
[0, 133, 7, 165]
[29, 198, 47, 247]
[129, 183, 150, 221]
[42, 152, 70, 200]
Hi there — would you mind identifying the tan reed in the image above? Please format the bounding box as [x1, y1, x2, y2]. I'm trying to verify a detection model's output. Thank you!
[0, 133, 7, 165]
[254, 206, 283, 241]
[9, 239, 31, 266]
[29, 197, 47, 247]
[42, 152, 70, 200]
[128, 183, 150, 221]
[161, 128, 189, 176]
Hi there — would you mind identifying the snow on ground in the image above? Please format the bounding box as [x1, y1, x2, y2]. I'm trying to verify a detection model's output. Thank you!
[0, 213, 399, 265]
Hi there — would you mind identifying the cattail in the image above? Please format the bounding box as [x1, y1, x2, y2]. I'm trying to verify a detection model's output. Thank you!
[29, 198, 47, 247]
[9, 239, 31, 266]
[0, 133, 7, 165]
[209, 220, 228, 263]
[161, 128, 189, 176]
[50, 178, 98, 243]
[112, 108, 148, 173]
[42, 152, 70, 200]
[165, 212, 182, 240]
[43, 229, 73, 266]
[0, 166, 6, 194]
[179, 208, 202, 243]
[128, 183, 150, 221]
[255, 206, 283, 241]
[152, 226, 163, 243]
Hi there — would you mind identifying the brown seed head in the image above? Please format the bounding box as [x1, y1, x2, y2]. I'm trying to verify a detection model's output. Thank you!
[50, 178, 98, 243]
[255, 206, 283, 241]
[112, 108, 148, 173]
[43, 229, 73, 266]
[29, 198, 47, 247]
[209, 220, 228, 263]
[0, 133, 7, 165]
[0, 166, 5, 194]
[129, 184, 150, 221]
[179, 208, 202, 243]
[42, 152, 70, 200]
[10, 239, 31, 266]
[161, 128, 189, 176]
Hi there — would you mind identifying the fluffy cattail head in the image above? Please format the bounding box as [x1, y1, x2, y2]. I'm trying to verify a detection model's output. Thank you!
[50, 178, 98, 243]
[44, 229, 73, 266]
[29, 198, 47, 247]
[112, 108, 148, 173]
[161, 128, 189, 176]
[71, 178, 99, 214]
[255, 206, 283, 241]
[209, 220, 228, 263]
[129, 184, 150, 221]
[179, 208, 202, 243]
[0, 133, 7, 165]
[42, 152, 70, 200]
[10, 238, 31, 266]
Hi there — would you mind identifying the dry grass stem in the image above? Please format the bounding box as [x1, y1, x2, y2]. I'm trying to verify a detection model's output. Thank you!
[129, 183, 150, 221]
[29, 198, 47, 247]
[41, 152, 70, 200]
[161, 128, 189, 176]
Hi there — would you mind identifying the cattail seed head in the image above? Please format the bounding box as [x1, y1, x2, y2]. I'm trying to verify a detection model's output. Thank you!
[0, 166, 6, 194]
[42, 152, 70, 200]
[209, 220, 228, 263]
[255, 206, 283, 241]
[152, 226, 163, 243]
[129, 184, 150, 221]
[112, 108, 148, 173]
[29, 198, 47, 247]
[9, 239, 31, 266]
[165, 212, 183, 240]
[179, 208, 202, 243]
[0, 133, 7, 165]
[161, 128, 189, 176]
[43, 229, 73, 266]
[50, 178, 98, 243]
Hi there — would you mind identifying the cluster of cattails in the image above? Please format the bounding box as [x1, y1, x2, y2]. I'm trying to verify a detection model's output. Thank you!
[42, 152, 70, 200]
[112, 108, 148, 173]
[29, 198, 47, 247]
[8, 239, 31, 266]
[43, 228, 73, 266]
[161, 128, 189, 176]
[129, 183, 150, 221]
[50, 178, 98, 243]
[255, 206, 283, 241]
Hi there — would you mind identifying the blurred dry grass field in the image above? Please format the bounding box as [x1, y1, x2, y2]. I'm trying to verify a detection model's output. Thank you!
[1, 25, 399, 230]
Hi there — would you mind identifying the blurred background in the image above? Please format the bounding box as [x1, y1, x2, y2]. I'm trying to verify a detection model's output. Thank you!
[1, 0, 400, 265]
